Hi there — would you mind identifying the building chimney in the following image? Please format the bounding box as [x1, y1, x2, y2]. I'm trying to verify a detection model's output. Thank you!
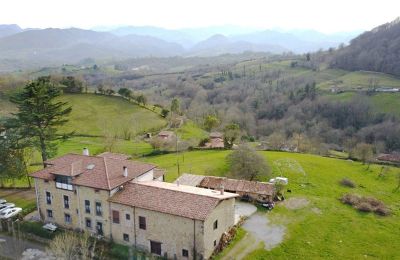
[220, 185, 224, 195]
[83, 148, 89, 156]
[123, 166, 128, 177]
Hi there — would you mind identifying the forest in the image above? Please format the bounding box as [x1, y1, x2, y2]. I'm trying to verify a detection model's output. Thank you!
[1, 52, 400, 157]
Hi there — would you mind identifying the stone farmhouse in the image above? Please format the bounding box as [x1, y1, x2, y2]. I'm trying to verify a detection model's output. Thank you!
[30, 149, 238, 259]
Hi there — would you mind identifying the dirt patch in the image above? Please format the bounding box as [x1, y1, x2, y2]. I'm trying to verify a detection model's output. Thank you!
[234, 201, 257, 224]
[311, 207, 322, 214]
[242, 213, 286, 251]
[0, 189, 35, 200]
[283, 197, 310, 210]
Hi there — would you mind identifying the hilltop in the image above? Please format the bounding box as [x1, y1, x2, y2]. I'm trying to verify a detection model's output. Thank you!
[331, 17, 400, 76]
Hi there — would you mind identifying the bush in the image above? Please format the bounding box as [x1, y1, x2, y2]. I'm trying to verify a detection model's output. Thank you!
[341, 194, 360, 205]
[109, 243, 130, 259]
[341, 194, 391, 216]
[375, 205, 391, 216]
[355, 202, 374, 212]
[340, 178, 356, 188]
[20, 221, 58, 239]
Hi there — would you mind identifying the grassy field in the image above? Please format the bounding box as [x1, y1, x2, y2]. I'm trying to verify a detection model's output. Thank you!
[327, 92, 400, 118]
[0, 189, 36, 209]
[142, 150, 400, 259]
[370, 92, 400, 117]
[58, 94, 167, 136]
[177, 120, 208, 142]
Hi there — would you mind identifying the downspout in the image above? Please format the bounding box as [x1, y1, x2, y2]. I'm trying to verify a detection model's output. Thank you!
[133, 206, 137, 246]
[76, 186, 82, 230]
[193, 219, 196, 260]
[108, 194, 112, 240]
[34, 179, 41, 221]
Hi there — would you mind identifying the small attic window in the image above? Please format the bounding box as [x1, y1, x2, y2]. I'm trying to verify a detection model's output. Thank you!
[87, 164, 95, 170]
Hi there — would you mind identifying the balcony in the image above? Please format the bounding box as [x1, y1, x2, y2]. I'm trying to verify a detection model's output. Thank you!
[55, 182, 73, 191]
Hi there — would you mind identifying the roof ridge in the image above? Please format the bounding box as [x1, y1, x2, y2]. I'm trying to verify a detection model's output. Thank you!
[103, 157, 111, 190]
[136, 181, 225, 200]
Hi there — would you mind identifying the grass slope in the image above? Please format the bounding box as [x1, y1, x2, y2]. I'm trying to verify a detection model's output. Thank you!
[58, 94, 166, 136]
[142, 150, 400, 259]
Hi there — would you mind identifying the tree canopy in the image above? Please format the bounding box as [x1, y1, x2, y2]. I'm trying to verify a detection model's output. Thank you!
[227, 144, 271, 181]
[10, 76, 72, 166]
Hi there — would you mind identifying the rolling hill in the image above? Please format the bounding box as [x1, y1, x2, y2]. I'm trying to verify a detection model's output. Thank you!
[58, 94, 167, 137]
[330, 17, 400, 76]
[0, 28, 184, 71]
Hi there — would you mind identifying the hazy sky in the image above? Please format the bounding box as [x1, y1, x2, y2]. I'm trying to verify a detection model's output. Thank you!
[1, 0, 399, 33]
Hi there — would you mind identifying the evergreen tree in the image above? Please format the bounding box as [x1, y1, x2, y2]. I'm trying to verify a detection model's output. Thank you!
[10, 76, 72, 166]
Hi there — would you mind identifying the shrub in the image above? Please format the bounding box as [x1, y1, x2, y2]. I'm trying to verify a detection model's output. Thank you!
[341, 194, 360, 205]
[341, 194, 391, 216]
[375, 205, 391, 216]
[19, 221, 58, 239]
[355, 202, 374, 212]
[340, 178, 356, 188]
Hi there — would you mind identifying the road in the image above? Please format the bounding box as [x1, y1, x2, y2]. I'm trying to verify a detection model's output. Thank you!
[0, 233, 46, 260]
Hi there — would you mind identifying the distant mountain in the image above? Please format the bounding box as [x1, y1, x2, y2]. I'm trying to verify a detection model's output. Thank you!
[0, 24, 23, 38]
[0, 28, 184, 71]
[108, 26, 194, 48]
[330, 18, 400, 76]
[100, 25, 358, 53]
[232, 30, 356, 53]
[190, 34, 287, 56]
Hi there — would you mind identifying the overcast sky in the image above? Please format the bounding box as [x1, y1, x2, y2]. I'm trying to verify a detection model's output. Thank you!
[1, 0, 399, 33]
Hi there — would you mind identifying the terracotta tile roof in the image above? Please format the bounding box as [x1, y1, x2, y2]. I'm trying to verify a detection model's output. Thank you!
[109, 181, 238, 220]
[30, 153, 156, 190]
[210, 132, 223, 138]
[377, 153, 400, 163]
[199, 176, 275, 196]
[158, 131, 174, 137]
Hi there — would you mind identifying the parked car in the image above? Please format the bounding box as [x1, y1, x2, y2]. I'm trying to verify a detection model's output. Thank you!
[43, 223, 57, 232]
[0, 203, 15, 213]
[0, 207, 22, 219]
[262, 201, 275, 210]
[0, 199, 7, 204]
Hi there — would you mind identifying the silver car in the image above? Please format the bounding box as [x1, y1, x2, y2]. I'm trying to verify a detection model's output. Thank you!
[0, 203, 15, 213]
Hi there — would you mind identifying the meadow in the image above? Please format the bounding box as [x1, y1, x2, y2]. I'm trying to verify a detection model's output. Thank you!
[58, 94, 167, 137]
[143, 150, 400, 259]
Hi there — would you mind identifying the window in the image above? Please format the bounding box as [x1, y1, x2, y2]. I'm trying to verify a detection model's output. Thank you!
[126, 213, 130, 220]
[46, 191, 51, 205]
[123, 233, 129, 242]
[47, 209, 53, 218]
[112, 210, 120, 224]
[63, 195, 69, 209]
[64, 213, 71, 224]
[213, 220, 218, 230]
[86, 218, 92, 228]
[96, 222, 103, 235]
[214, 240, 217, 247]
[84, 200, 90, 214]
[139, 216, 146, 230]
[182, 249, 189, 257]
[95, 202, 102, 216]
[150, 241, 161, 255]
[55, 175, 73, 190]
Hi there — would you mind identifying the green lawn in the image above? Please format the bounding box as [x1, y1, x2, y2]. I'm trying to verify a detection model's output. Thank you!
[177, 121, 208, 142]
[371, 92, 400, 117]
[319, 70, 400, 90]
[58, 94, 167, 137]
[142, 150, 400, 259]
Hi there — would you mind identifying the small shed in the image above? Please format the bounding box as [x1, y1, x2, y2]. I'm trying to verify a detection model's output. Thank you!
[158, 131, 174, 140]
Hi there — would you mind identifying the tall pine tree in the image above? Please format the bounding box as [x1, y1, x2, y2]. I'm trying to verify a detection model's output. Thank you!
[10, 76, 72, 166]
